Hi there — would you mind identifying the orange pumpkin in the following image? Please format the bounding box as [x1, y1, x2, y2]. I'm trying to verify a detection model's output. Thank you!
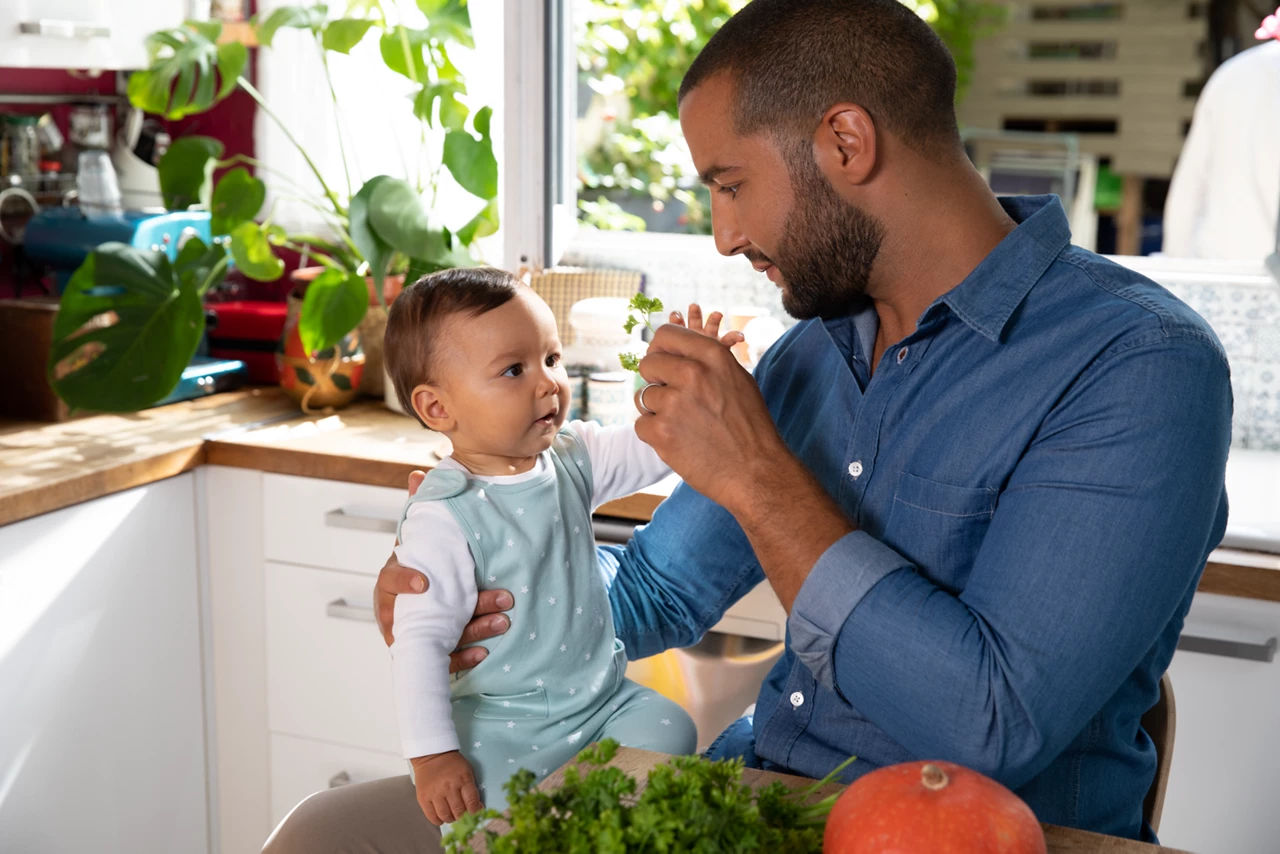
[823, 760, 1047, 854]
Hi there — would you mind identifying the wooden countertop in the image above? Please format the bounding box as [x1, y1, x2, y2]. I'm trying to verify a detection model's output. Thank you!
[0, 388, 1274, 602]
[515, 747, 1190, 853]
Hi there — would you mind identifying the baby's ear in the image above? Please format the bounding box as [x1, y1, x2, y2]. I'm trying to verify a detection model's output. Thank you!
[411, 384, 453, 432]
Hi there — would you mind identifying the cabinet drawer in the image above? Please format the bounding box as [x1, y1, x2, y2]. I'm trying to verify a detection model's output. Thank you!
[269, 732, 407, 829]
[263, 474, 406, 575]
[265, 561, 401, 754]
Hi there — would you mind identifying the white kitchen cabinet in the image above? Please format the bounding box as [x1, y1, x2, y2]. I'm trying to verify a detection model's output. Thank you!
[0, 0, 190, 70]
[0, 474, 208, 854]
[205, 468, 410, 851]
[1159, 591, 1280, 854]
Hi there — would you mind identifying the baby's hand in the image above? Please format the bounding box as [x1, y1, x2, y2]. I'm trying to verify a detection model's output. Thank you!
[668, 304, 745, 351]
[410, 750, 483, 825]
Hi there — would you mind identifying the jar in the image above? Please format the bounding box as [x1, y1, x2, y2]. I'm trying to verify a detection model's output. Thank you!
[1, 114, 40, 185]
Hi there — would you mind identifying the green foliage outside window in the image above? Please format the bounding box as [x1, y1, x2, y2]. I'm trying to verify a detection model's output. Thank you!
[575, 0, 1006, 235]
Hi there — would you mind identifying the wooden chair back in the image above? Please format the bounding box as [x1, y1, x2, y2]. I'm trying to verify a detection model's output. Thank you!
[1141, 671, 1176, 834]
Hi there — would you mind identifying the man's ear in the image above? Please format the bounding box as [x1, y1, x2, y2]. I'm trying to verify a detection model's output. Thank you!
[410, 383, 454, 432]
[812, 104, 877, 187]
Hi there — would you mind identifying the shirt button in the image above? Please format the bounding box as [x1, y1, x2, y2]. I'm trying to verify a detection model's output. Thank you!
[896, 346, 909, 364]
[790, 691, 805, 708]
[847, 460, 864, 479]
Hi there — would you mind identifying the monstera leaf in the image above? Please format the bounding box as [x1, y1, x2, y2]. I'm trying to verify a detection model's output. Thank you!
[297, 268, 370, 356]
[127, 22, 246, 120]
[48, 238, 228, 412]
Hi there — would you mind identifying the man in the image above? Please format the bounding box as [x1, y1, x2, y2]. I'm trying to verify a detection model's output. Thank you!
[1162, 33, 1280, 260]
[265, 1, 1230, 850]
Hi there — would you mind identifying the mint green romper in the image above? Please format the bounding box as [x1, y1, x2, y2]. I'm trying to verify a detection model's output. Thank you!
[402, 427, 696, 813]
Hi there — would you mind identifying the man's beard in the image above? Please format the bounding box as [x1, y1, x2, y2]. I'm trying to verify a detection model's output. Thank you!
[771, 153, 885, 320]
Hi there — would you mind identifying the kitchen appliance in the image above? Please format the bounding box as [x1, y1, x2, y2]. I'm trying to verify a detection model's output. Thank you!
[110, 107, 166, 211]
[24, 206, 213, 290]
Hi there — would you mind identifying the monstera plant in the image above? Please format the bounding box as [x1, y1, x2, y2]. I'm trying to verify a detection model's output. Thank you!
[50, 1, 498, 413]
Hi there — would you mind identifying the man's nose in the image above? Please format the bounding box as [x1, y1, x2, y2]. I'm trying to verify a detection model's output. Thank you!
[711, 193, 749, 257]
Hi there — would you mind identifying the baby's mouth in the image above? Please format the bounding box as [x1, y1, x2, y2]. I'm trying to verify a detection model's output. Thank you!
[535, 410, 557, 425]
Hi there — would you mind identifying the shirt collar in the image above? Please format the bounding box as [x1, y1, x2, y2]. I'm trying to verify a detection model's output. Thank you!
[934, 195, 1072, 342]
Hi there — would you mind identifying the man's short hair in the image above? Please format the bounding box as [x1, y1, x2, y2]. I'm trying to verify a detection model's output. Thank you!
[679, 0, 960, 156]
[383, 266, 520, 426]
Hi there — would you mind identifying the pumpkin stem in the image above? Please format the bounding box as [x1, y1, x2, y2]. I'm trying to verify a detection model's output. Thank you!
[921, 763, 949, 791]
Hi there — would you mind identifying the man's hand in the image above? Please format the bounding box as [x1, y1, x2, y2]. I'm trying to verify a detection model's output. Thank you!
[410, 751, 483, 825]
[633, 323, 787, 511]
[376, 470, 515, 672]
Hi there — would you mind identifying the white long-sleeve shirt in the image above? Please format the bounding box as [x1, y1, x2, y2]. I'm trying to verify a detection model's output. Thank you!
[1162, 40, 1280, 260]
[389, 420, 670, 759]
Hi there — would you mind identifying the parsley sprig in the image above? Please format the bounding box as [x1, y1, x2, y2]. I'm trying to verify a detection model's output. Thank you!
[619, 293, 665, 372]
[443, 738, 855, 853]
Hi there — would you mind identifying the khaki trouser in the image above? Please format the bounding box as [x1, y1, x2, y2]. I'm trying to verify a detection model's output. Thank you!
[262, 775, 442, 854]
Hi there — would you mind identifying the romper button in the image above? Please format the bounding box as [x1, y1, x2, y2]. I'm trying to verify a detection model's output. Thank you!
[790, 691, 805, 708]
[896, 346, 909, 364]
[847, 460, 863, 479]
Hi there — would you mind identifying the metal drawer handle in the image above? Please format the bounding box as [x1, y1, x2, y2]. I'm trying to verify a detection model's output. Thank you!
[324, 507, 397, 534]
[1177, 632, 1277, 663]
[329, 771, 351, 788]
[20, 19, 111, 38]
[326, 598, 376, 623]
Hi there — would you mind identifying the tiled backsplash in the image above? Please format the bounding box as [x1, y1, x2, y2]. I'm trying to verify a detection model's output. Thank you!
[1111, 256, 1280, 451]
[560, 232, 1279, 450]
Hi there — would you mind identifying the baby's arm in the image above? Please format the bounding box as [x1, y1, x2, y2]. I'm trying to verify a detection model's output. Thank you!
[391, 500, 483, 823]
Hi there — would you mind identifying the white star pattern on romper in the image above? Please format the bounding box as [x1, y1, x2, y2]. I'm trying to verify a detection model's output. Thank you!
[508, 758, 515, 764]
[541, 768, 548, 776]
[573, 526, 580, 534]
[507, 538, 515, 548]
[536, 678, 544, 687]
[503, 700, 511, 707]
[503, 664, 511, 672]
[568, 687, 576, 696]
[488, 574, 496, 582]
[584, 653, 591, 661]
[559, 644, 567, 652]
[529, 632, 537, 640]
[575, 606, 583, 615]
[474, 741, 482, 749]
[516, 507, 524, 516]
[531, 745, 539, 751]
[521, 585, 529, 593]
[506, 721, 515, 728]
[661, 719, 671, 726]
[553, 515, 560, 523]
[548, 596, 557, 605]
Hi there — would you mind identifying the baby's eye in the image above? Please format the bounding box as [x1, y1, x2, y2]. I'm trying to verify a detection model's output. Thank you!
[546, 352, 561, 368]
[502, 363, 524, 377]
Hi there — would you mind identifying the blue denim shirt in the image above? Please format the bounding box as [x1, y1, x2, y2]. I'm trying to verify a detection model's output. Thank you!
[602, 195, 1231, 842]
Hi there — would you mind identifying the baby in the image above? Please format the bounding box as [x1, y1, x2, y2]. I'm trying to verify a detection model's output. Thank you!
[382, 266, 741, 825]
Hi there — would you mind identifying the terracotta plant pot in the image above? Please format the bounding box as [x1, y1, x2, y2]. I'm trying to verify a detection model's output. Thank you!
[285, 267, 406, 402]
[276, 286, 366, 412]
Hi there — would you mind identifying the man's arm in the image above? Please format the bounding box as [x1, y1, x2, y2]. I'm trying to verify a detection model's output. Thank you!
[635, 323, 854, 611]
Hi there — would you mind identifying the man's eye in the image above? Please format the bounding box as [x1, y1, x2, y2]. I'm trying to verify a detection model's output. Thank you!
[502, 364, 524, 377]
[718, 184, 739, 197]
[546, 353, 561, 367]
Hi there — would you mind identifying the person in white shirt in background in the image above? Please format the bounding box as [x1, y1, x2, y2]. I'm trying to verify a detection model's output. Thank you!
[1162, 10, 1280, 260]
[379, 266, 739, 829]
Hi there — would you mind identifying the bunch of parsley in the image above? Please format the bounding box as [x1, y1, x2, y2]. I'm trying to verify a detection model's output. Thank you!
[619, 293, 664, 372]
[442, 739, 853, 853]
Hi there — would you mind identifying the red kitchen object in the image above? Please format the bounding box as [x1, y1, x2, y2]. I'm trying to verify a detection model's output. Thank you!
[206, 300, 288, 383]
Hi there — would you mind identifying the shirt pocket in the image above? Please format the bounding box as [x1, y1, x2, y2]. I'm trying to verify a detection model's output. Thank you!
[473, 686, 550, 720]
[886, 471, 997, 590]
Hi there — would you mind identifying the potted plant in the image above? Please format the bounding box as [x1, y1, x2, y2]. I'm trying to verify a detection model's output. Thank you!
[48, 1, 498, 413]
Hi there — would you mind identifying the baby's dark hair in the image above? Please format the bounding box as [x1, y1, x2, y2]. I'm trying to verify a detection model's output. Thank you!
[384, 266, 521, 426]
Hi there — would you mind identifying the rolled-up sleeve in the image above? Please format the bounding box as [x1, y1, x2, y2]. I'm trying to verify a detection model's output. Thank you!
[788, 531, 913, 690]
